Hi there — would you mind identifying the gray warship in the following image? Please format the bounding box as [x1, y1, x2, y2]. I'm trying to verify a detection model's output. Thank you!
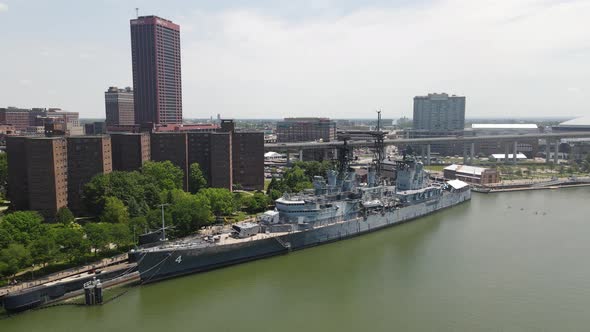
[129, 148, 471, 283]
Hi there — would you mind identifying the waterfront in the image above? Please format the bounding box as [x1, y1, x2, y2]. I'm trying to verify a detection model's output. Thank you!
[3, 188, 590, 331]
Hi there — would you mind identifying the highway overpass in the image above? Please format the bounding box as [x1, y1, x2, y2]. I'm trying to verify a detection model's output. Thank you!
[265, 131, 590, 165]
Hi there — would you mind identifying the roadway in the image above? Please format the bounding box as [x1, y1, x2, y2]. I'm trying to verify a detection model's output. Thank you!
[264, 131, 590, 151]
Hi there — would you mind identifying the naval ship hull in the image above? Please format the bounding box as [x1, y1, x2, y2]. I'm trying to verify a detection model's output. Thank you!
[133, 190, 471, 283]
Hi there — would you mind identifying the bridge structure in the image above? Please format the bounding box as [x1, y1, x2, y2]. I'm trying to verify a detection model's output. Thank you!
[265, 131, 590, 165]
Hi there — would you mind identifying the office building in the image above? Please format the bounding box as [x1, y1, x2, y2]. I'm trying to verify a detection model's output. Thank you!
[67, 136, 112, 213]
[0, 107, 32, 131]
[276, 118, 336, 143]
[105, 87, 135, 126]
[413, 93, 465, 131]
[130, 16, 182, 126]
[84, 122, 106, 135]
[6, 137, 68, 218]
[409, 93, 466, 155]
[110, 133, 151, 171]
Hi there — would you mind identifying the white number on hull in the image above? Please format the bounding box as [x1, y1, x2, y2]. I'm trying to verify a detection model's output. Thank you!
[175, 255, 182, 263]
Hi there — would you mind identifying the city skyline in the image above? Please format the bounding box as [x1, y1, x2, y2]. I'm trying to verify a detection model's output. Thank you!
[0, 0, 589, 119]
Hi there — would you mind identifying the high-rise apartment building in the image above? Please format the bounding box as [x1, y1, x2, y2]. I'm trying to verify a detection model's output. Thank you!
[130, 16, 182, 126]
[6, 136, 68, 218]
[187, 132, 233, 190]
[412, 93, 466, 131]
[232, 132, 264, 190]
[67, 136, 112, 213]
[150, 133, 189, 190]
[110, 133, 151, 171]
[276, 118, 336, 143]
[105, 87, 135, 126]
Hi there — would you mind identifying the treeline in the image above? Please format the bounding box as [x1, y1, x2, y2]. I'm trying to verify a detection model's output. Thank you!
[0, 160, 333, 279]
[82, 161, 271, 239]
[0, 208, 131, 278]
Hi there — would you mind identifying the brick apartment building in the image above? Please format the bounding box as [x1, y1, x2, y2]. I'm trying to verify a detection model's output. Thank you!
[7, 136, 68, 218]
[110, 133, 150, 171]
[67, 136, 112, 213]
[150, 133, 189, 190]
[6, 121, 264, 218]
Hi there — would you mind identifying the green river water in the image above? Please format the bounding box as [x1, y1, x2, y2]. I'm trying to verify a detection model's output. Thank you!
[3, 188, 590, 331]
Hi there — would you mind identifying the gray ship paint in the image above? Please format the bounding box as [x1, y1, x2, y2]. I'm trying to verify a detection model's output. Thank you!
[132, 157, 471, 283]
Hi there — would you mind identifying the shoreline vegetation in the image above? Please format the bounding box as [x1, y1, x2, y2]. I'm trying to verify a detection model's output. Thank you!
[0, 160, 332, 286]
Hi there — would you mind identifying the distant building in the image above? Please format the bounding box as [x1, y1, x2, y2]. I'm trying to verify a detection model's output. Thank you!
[413, 93, 465, 131]
[0, 107, 32, 131]
[67, 136, 112, 213]
[85, 122, 106, 135]
[7, 136, 68, 218]
[490, 153, 527, 162]
[130, 16, 182, 126]
[553, 116, 590, 132]
[553, 116, 590, 160]
[277, 118, 336, 143]
[105, 87, 135, 126]
[0, 107, 81, 135]
[409, 93, 466, 155]
[110, 133, 151, 171]
[444, 164, 499, 185]
[467, 123, 540, 157]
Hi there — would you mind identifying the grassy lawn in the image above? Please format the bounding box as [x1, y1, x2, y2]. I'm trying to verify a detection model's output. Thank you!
[424, 165, 445, 172]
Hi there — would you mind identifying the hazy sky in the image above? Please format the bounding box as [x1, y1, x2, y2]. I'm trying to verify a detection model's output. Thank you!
[0, 0, 588, 119]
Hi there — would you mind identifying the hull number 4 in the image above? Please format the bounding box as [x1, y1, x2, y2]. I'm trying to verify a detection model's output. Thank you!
[175, 255, 182, 263]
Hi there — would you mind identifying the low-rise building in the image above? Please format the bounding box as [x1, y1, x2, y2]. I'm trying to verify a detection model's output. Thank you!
[467, 124, 540, 157]
[444, 164, 499, 185]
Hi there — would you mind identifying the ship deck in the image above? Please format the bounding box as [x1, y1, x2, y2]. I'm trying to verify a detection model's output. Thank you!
[136, 215, 367, 253]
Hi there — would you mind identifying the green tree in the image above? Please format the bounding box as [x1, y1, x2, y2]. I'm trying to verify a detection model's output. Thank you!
[188, 162, 208, 194]
[169, 192, 214, 237]
[198, 188, 235, 216]
[84, 171, 149, 215]
[101, 197, 130, 224]
[0, 211, 45, 246]
[283, 166, 313, 192]
[55, 207, 75, 225]
[141, 161, 184, 191]
[109, 223, 132, 248]
[243, 192, 271, 214]
[29, 233, 58, 266]
[0, 244, 32, 277]
[84, 223, 111, 255]
[54, 226, 89, 262]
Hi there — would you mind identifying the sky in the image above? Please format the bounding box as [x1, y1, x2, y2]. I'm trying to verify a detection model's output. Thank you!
[0, 0, 589, 119]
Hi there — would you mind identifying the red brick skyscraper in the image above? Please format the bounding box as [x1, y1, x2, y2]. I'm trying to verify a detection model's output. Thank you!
[130, 16, 182, 126]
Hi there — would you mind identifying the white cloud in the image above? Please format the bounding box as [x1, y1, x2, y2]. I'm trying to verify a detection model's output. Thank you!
[180, 0, 590, 119]
[0, 3, 7, 13]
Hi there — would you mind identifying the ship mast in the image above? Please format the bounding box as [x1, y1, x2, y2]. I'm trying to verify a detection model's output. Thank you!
[372, 110, 386, 180]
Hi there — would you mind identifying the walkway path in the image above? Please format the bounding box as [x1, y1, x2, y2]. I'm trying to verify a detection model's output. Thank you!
[0, 254, 128, 297]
